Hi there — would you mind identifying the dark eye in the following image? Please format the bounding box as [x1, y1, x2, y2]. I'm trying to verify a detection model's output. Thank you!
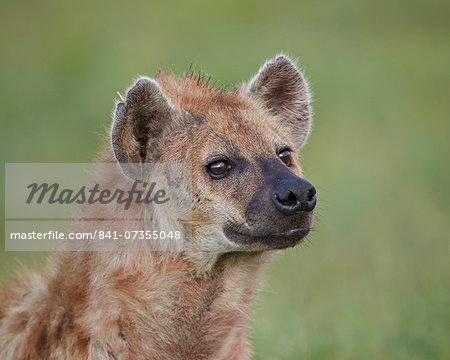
[206, 159, 232, 179]
[278, 148, 292, 167]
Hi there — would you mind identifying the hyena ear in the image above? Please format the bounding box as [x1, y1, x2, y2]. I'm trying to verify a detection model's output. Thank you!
[247, 55, 312, 148]
[111, 77, 172, 171]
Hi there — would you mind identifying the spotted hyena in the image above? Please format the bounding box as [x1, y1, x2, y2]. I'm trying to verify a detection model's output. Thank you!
[0, 55, 316, 359]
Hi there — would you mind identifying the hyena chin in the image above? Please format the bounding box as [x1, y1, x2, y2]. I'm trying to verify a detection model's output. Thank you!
[0, 55, 316, 359]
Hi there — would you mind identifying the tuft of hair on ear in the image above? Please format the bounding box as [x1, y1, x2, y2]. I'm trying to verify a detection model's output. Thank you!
[111, 77, 173, 172]
[247, 54, 312, 149]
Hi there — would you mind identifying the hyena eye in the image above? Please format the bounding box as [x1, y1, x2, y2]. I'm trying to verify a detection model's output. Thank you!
[278, 148, 292, 167]
[206, 159, 232, 179]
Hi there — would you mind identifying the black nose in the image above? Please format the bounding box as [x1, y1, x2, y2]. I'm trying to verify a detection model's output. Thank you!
[272, 178, 316, 216]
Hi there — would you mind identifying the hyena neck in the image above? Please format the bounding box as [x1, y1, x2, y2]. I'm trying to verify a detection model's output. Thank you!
[53, 249, 271, 358]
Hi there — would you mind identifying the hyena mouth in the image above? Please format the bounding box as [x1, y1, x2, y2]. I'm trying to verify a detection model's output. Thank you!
[224, 226, 310, 249]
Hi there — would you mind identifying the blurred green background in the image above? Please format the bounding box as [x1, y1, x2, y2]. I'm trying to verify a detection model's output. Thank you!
[0, 0, 449, 358]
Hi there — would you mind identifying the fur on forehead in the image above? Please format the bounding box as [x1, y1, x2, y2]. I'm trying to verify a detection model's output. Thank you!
[156, 69, 246, 112]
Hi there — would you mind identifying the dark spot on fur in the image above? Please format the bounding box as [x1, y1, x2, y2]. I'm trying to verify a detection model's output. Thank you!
[195, 114, 206, 127]
[37, 326, 49, 358]
[56, 317, 64, 339]
[108, 350, 118, 360]
[188, 111, 207, 135]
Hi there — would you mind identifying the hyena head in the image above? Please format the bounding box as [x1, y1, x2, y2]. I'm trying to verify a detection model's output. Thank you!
[111, 55, 316, 258]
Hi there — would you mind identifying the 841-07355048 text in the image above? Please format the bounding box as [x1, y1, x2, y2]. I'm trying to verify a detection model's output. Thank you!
[8, 230, 182, 241]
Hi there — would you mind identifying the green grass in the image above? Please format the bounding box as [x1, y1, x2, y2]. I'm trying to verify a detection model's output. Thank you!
[1, 0, 449, 358]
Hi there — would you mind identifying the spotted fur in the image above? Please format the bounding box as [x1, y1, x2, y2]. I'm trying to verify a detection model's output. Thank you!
[0, 55, 313, 359]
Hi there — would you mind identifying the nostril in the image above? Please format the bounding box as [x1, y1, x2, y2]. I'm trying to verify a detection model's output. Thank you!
[307, 187, 316, 201]
[275, 191, 298, 207]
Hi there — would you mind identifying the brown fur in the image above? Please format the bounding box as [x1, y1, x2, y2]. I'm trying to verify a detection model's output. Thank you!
[0, 55, 313, 359]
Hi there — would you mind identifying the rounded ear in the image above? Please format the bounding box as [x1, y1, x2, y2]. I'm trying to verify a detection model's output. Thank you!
[111, 77, 173, 176]
[247, 55, 312, 148]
